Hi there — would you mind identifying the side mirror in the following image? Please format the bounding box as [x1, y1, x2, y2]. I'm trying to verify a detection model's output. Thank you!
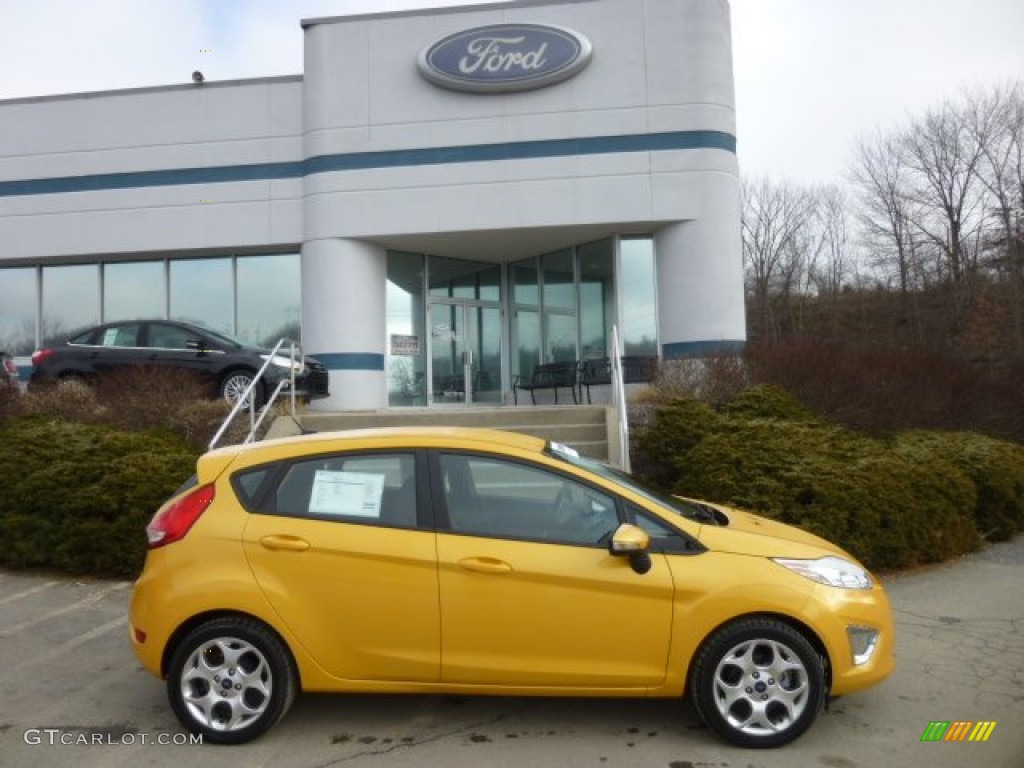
[609, 523, 653, 575]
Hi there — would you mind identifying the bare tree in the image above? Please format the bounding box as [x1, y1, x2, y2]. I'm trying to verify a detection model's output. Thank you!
[901, 98, 990, 286]
[807, 185, 855, 334]
[970, 81, 1024, 353]
[741, 178, 817, 342]
[852, 130, 922, 296]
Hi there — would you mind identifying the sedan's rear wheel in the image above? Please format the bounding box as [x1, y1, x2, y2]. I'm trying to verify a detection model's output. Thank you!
[220, 371, 263, 407]
[690, 618, 824, 748]
[167, 618, 296, 745]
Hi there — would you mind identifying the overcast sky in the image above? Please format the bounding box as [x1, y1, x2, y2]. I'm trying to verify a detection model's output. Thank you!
[1, 0, 1021, 185]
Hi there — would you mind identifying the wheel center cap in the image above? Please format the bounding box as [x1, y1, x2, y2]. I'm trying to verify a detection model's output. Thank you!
[221, 678, 233, 690]
[754, 681, 767, 693]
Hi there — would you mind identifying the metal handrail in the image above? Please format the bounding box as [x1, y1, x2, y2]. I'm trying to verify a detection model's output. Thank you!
[610, 325, 630, 473]
[208, 339, 299, 450]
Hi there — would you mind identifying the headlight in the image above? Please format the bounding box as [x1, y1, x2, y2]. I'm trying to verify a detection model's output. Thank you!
[260, 354, 303, 373]
[772, 556, 873, 589]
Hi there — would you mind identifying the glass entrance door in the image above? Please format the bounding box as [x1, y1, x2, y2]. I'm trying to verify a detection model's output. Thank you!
[430, 302, 502, 405]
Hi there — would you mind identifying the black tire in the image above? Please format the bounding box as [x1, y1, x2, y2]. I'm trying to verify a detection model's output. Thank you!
[167, 617, 297, 745]
[219, 370, 263, 407]
[690, 618, 825, 748]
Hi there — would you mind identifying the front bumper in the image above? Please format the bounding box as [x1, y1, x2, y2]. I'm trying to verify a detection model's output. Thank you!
[818, 582, 895, 696]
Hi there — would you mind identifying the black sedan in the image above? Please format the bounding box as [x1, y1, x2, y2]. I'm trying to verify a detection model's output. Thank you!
[30, 320, 329, 406]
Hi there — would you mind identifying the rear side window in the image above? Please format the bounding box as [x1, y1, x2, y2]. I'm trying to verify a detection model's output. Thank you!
[98, 323, 141, 347]
[269, 453, 418, 528]
[233, 467, 274, 508]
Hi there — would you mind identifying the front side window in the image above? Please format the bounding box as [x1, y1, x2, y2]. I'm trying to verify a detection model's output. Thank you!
[270, 453, 417, 528]
[439, 453, 619, 546]
[146, 323, 196, 349]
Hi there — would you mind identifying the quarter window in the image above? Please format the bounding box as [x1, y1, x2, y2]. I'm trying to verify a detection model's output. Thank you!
[271, 453, 417, 528]
[439, 454, 619, 546]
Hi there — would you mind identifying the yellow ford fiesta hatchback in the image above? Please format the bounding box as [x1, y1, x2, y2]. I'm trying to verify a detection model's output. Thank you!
[130, 427, 893, 748]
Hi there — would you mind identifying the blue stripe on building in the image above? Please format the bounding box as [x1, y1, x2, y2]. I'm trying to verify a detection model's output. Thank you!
[0, 130, 736, 198]
[662, 339, 746, 359]
[313, 353, 386, 372]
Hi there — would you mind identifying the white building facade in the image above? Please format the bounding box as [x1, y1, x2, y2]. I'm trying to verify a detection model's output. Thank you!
[0, 0, 744, 410]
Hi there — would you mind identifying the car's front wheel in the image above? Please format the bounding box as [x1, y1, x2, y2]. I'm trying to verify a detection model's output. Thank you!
[690, 618, 825, 748]
[219, 370, 263, 407]
[167, 617, 297, 745]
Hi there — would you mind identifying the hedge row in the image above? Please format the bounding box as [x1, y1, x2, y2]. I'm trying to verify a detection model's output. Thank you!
[0, 417, 198, 578]
[634, 385, 1024, 570]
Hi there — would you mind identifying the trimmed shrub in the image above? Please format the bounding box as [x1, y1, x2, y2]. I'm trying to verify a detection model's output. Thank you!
[15, 367, 252, 449]
[893, 431, 1024, 541]
[0, 417, 197, 578]
[635, 386, 997, 570]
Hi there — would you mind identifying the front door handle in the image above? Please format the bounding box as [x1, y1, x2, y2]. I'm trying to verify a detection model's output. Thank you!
[259, 535, 310, 552]
[458, 557, 512, 574]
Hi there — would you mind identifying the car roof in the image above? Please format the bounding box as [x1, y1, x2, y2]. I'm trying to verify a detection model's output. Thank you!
[208, 426, 548, 461]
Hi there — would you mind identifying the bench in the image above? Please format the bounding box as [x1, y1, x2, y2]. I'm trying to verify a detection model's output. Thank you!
[577, 356, 659, 403]
[513, 361, 579, 405]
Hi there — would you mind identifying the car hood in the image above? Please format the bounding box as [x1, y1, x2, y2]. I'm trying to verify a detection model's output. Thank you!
[687, 499, 851, 560]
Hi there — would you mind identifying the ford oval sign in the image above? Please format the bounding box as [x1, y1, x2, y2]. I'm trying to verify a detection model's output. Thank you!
[418, 23, 592, 93]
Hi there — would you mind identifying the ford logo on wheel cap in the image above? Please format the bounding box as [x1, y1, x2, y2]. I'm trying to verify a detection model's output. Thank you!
[418, 23, 592, 93]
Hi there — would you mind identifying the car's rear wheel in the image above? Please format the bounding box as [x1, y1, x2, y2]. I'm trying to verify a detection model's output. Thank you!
[219, 370, 263, 407]
[167, 617, 297, 745]
[690, 618, 824, 748]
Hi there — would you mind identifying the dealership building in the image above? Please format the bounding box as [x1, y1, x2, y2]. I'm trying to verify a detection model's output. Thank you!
[0, 0, 743, 410]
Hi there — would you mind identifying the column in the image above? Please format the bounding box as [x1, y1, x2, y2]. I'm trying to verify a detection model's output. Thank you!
[301, 238, 386, 410]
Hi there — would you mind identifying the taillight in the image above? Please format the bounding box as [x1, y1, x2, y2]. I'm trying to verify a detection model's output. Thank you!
[31, 348, 54, 366]
[146, 484, 215, 548]
[2, 358, 15, 375]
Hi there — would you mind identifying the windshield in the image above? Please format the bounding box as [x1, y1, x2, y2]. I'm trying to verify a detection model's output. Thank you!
[544, 441, 716, 523]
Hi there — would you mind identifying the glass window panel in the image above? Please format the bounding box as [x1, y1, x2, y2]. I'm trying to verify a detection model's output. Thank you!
[511, 258, 539, 306]
[387, 251, 427, 406]
[42, 265, 99, 344]
[98, 323, 141, 347]
[470, 305, 502, 404]
[104, 261, 165, 323]
[513, 308, 540, 380]
[237, 254, 301, 347]
[169, 258, 233, 335]
[578, 239, 615, 360]
[0, 268, 38, 354]
[620, 237, 658, 357]
[429, 256, 500, 301]
[439, 453, 618, 546]
[273, 453, 417, 528]
[545, 313, 578, 363]
[542, 249, 575, 310]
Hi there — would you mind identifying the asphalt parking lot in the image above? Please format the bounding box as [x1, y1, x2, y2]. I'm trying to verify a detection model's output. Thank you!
[1, 537, 1022, 768]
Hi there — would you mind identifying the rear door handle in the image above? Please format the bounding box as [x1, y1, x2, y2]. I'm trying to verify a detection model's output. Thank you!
[259, 535, 310, 552]
[458, 557, 512, 574]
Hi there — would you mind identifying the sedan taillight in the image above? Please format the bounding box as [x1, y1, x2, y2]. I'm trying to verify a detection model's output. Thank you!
[146, 484, 215, 548]
[2, 358, 15, 375]
[31, 348, 54, 366]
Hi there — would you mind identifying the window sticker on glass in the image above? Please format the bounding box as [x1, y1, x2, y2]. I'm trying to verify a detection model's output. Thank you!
[309, 471, 385, 518]
[103, 328, 120, 346]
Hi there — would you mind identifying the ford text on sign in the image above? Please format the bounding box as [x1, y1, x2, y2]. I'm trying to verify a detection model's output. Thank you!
[418, 23, 592, 93]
